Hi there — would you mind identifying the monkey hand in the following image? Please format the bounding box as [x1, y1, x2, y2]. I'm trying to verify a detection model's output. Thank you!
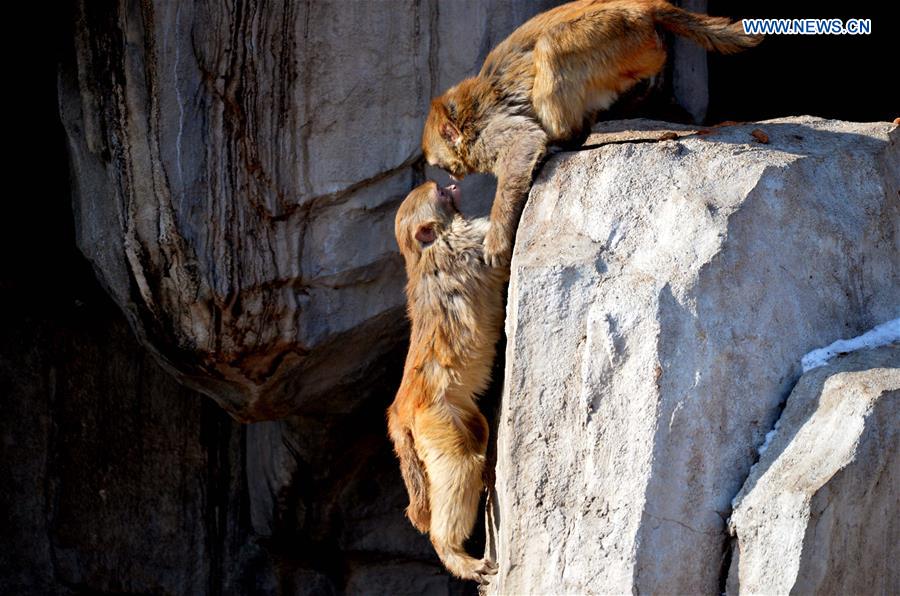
[482, 227, 512, 269]
[474, 558, 499, 585]
[455, 557, 499, 584]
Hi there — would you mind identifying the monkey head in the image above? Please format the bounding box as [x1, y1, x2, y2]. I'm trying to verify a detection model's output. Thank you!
[395, 180, 462, 268]
[422, 95, 472, 180]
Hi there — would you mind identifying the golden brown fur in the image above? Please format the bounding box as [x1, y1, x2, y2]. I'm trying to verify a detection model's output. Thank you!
[387, 181, 508, 582]
[422, 0, 762, 267]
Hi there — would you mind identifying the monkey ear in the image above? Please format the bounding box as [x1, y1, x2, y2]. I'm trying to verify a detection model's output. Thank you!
[440, 121, 461, 145]
[415, 224, 436, 245]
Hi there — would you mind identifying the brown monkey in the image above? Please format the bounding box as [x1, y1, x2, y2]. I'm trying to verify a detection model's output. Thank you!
[422, 0, 762, 267]
[387, 181, 507, 583]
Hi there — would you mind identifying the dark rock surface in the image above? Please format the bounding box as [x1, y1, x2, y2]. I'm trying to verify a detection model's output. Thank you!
[0, 178, 471, 596]
[1, 6, 471, 591]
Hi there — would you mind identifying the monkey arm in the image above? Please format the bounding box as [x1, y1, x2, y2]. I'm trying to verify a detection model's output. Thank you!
[484, 126, 548, 268]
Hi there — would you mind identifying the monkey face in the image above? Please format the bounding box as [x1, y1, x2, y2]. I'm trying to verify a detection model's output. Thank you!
[395, 181, 462, 266]
[422, 99, 471, 180]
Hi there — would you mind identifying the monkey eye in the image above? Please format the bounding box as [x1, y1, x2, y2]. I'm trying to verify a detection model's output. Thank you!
[415, 224, 436, 245]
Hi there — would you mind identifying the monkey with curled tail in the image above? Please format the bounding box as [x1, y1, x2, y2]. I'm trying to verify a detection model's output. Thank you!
[422, 0, 763, 268]
[388, 181, 507, 583]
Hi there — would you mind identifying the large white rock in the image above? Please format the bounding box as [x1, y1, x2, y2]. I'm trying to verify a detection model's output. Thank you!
[727, 345, 899, 595]
[486, 117, 899, 594]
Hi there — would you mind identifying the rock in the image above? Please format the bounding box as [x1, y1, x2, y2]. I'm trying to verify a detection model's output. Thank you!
[0, 255, 249, 595]
[727, 346, 899, 595]
[671, 0, 709, 123]
[344, 560, 464, 596]
[486, 117, 899, 594]
[0, 210, 467, 595]
[60, 0, 560, 421]
[20, 3, 683, 593]
[4, 78, 467, 593]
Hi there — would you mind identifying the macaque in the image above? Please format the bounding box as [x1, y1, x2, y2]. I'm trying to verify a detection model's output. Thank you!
[387, 181, 508, 583]
[422, 0, 762, 266]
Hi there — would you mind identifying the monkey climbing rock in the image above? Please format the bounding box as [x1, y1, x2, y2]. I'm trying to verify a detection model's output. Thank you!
[387, 181, 509, 583]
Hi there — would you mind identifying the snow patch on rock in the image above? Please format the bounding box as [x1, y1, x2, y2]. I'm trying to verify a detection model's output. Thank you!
[801, 318, 900, 372]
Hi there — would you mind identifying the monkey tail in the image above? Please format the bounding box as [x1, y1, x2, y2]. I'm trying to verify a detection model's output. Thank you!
[387, 413, 432, 533]
[653, 4, 763, 54]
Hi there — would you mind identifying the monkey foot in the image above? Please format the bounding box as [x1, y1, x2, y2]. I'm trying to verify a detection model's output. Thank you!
[473, 558, 499, 585]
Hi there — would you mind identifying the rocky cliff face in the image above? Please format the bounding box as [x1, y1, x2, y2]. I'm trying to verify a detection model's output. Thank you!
[727, 345, 898, 595]
[9, 1, 560, 594]
[14, 0, 896, 592]
[485, 117, 899, 594]
[0, 245, 476, 595]
[61, 0, 559, 421]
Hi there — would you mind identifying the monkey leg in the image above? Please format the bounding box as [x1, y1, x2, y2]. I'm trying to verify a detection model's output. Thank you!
[417, 408, 497, 582]
[532, 13, 665, 141]
[427, 448, 497, 582]
[531, 19, 617, 140]
[555, 120, 592, 150]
